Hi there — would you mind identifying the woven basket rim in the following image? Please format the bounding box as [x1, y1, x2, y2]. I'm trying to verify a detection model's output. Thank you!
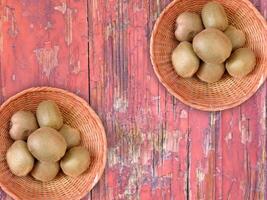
[0, 87, 107, 200]
[150, 0, 267, 111]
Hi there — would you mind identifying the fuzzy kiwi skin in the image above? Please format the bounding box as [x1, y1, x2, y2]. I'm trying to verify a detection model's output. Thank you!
[59, 124, 81, 149]
[36, 100, 63, 130]
[6, 140, 34, 177]
[201, 1, 228, 31]
[31, 161, 59, 182]
[172, 41, 200, 78]
[175, 12, 204, 42]
[197, 63, 225, 83]
[224, 25, 246, 51]
[60, 146, 90, 177]
[27, 127, 67, 162]
[193, 28, 232, 64]
[226, 48, 256, 78]
[9, 111, 38, 140]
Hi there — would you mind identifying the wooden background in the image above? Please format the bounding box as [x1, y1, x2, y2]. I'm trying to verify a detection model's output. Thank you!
[0, 0, 266, 199]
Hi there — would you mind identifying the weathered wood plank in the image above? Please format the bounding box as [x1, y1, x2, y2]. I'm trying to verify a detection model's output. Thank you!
[188, 110, 215, 200]
[188, 0, 266, 199]
[88, 0, 190, 199]
[218, 1, 266, 199]
[0, 0, 88, 199]
[0, 0, 266, 199]
[219, 84, 266, 200]
[1, 0, 88, 100]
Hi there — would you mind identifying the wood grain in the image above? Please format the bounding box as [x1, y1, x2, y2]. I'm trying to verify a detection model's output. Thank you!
[0, 0, 266, 199]
[1, 0, 88, 100]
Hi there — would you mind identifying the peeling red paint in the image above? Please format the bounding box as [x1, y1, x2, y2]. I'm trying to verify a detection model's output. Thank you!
[3, 5, 18, 37]
[54, 2, 75, 46]
[34, 41, 59, 77]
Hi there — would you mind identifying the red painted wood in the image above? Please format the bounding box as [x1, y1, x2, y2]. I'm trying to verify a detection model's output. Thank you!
[0, 0, 89, 199]
[1, 0, 88, 100]
[219, 85, 266, 200]
[0, 0, 266, 199]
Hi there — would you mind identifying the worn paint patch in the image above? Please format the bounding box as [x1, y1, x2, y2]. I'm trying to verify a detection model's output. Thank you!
[164, 131, 180, 152]
[239, 115, 252, 144]
[180, 109, 188, 119]
[123, 168, 140, 199]
[44, 21, 53, 31]
[259, 99, 266, 132]
[114, 97, 128, 113]
[34, 42, 59, 77]
[105, 23, 113, 39]
[224, 132, 233, 145]
[108, 147, 120, 167]
[54, 2, 76, 46]
[69, 46, 81, 74]
[255, 146, 266, 199]
[196, 168, 205, 183]
[203, 131, 213, 158]
[196, 167, 205, 199]
[4, 6, 19, 37]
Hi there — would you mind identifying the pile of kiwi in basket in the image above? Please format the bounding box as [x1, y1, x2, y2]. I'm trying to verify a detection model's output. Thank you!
[6, 100, 90, 182]
[172, 2, 256, 83]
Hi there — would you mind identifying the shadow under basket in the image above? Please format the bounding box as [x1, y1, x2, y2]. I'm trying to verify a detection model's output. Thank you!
[150, 0, 267, 111]
[0, 87, 107, 200]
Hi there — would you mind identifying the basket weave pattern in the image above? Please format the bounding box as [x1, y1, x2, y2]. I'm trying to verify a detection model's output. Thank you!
[0, 87, 107, 200]
[150, 0, 267, 111]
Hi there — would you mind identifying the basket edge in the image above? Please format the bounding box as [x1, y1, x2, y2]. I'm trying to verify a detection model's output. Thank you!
[0, 86, 107, 200]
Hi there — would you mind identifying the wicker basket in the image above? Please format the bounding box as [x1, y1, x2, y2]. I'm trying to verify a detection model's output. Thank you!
[150, 0, 267, 111]
[0, 87, 107, 200]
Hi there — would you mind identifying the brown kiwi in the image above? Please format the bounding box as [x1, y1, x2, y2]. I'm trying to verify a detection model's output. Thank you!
[60, 146, 90, 177]
[27, 127, 67, 162]
[59, 124, 81, 149]
[197, 63, 225, 83]
[9, 111, 38, 140]
[6, 140, 34, 177]
[193, 28, 232, 64]
[226, 48, 256, 78]
[201, 1, 228, 31]
[172, 41, 200, 78]
[175, 12, 204, 42]
[224, 25, 246, 51]
[31, 161, 59, 182]
[36, 100, 63, 130]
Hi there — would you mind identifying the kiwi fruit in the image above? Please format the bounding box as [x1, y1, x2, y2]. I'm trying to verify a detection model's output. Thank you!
[175, 12, 204, 42]
[201, 1, 228, 31]
[172, 41, 200, 78]
[224, 25, 246, 51]
[9, 111, 38, 140]
[6, 140, 34, 177]
[31, 161, 59, 182]
[36, 100, 63, 130]
[27, 127, 67, 162]
[226, 48, 256, 78]
[59, 124, 81, 149]
[197, 63, 225, 83]
[60, 146, 90, 177]
[193, 28, 232, 64]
